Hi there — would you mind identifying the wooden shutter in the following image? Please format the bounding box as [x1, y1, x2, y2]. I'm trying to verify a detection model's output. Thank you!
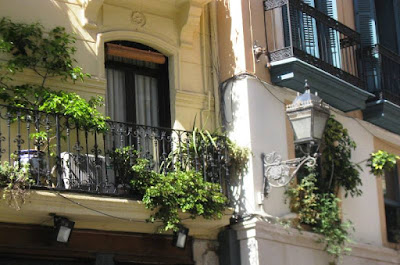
[394, 0, 400, 54]
[300, 0, 320, 57]
[353, 0, 378, 47]
[354, 0, 380, 92]
[316, 0, 341, 68]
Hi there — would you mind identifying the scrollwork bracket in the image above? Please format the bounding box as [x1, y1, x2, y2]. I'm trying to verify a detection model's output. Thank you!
[262, 152, 317, 196]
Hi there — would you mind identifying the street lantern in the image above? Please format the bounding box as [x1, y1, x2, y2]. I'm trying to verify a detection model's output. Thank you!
[262, 81, 330, 195]
[54, 215, 75, 243]
[172, 226, 189, 249]
[286, 87, 330, 145]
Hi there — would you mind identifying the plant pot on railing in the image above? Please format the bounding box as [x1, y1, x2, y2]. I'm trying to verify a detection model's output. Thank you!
[16, 149, 48, 182]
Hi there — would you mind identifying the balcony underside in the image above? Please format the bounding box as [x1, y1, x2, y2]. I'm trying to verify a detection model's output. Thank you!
[363, 100, 400, 135]
[270, 58, 373, 112]
[0, 190, 232, 240]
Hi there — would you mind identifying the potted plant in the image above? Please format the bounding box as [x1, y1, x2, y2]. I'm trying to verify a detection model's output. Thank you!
[0, 18, 108, 185]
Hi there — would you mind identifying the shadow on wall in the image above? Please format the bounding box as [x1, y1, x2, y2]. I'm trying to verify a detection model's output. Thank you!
[50, 0, 97, 77]
[217, 0, 238, 81]
[221, 77, 252, 217]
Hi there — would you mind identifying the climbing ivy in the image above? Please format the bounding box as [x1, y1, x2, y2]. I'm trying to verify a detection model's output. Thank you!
[286, 116, 362, 260]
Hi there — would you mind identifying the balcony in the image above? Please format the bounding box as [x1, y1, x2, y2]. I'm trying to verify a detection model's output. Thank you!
[363, 44, 400, 134]
[0, 104, 231, 237]
[0, 105, 229, 195]
[264, 0, 373, 111]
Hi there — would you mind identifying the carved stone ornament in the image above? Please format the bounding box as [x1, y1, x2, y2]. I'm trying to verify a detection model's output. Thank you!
[131, 11, 146, 27]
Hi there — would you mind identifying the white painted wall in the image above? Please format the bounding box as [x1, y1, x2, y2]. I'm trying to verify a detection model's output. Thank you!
[336, 115, 383, 245]
[225, 75, 400, 264]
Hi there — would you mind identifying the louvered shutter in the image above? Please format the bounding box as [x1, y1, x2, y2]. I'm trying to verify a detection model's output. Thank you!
[354, 0, 379, 92]
[316, 0, 341, 68]
[301, 0, 320, 57]
[394, 0, 400, 54]
[353, 0, 378, 47]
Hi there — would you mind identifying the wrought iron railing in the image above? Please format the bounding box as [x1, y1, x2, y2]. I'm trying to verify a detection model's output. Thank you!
[264, 0, 363, 88]
[363, 44, 400, 106]
[0, 104, 230, 198]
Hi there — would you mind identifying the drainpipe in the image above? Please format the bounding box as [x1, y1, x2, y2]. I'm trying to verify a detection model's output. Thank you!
[209, 1, 221, 129]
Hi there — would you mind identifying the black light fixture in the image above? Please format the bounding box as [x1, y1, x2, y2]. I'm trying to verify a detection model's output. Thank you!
[262, 81, 330, 195]
[53, 215, 75, 243]
[172, 226, 189, 249]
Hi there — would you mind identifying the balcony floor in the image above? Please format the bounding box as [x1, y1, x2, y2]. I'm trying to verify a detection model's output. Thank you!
[363, 100, 400, 135]
[0, 190, 232, 240]
[270, 58, 374, 112]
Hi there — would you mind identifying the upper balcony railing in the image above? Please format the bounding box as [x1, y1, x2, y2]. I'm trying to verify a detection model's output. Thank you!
[264, 0, 363, 88]
[0, 104, 230, 199]
[363, 44, 400, 106]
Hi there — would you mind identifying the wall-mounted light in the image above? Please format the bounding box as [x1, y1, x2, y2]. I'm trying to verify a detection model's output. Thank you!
[262, 81, 330, 195]
[53, 215, 75, 243]
[253, 41, 267, 62]
[172, 226, 189, 249]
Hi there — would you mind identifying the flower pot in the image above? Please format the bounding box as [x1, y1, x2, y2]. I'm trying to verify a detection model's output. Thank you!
[17, 149, 47, 177]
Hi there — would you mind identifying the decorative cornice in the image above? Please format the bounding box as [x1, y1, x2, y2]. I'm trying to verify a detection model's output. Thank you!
[81, 0, 104, 29]
[178, 0, 213, 48]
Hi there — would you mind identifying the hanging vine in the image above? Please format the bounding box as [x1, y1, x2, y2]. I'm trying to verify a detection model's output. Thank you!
[285, 116, 362, 260]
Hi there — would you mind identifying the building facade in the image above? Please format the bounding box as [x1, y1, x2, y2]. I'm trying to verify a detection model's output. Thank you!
[0, 0, 229, 264]
[2, 0, 400, 264]
[216, 0, 400, 264]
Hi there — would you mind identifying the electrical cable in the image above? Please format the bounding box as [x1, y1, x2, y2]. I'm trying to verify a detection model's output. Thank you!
[219, 71, 391, 165]
[54, 191, 231, 224]
[56, 192, 150, 223]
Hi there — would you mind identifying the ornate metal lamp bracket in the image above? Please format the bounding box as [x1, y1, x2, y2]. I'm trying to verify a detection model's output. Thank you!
[262, 152, 317, 196]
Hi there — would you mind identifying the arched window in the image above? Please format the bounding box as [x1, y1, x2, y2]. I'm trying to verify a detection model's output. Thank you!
[105, 41, 171, 128]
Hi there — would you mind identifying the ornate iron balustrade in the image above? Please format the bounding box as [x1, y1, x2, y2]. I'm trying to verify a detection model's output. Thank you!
[0, 104, 230, 198]
[264, 0, 363, 88]
[363, 44, 400, 106]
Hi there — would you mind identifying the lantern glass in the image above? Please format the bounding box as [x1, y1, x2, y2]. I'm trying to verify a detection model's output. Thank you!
[287, 109, 312, 143]
[313, 109, 329, 141]
[57, 226, 72, 243]
[173, 227, 189, 249]
[286, 88, 330, 145]
[54, 216, 75, 243]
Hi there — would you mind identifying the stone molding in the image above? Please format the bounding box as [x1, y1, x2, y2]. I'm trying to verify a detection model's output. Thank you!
[176, 91, 215, 111]
[81, 0, 212, 48]
[233, 219, 400, 264]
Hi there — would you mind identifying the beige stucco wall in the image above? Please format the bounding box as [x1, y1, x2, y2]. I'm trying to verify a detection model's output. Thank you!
[0, 0, 218, 131]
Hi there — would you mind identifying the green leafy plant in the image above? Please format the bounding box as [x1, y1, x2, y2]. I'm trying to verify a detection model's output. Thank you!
[286, 170, 353, 260]
[108, 146, 228, 232]
[319, 117, 362, 197]
[367, 150, 399, 177]
[0, 17, 107, 132]
[285, 117, 361, 260]
[0, 161, 33, 210]
[170, 127, 250, 177]
[133, 158, 227, 231]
